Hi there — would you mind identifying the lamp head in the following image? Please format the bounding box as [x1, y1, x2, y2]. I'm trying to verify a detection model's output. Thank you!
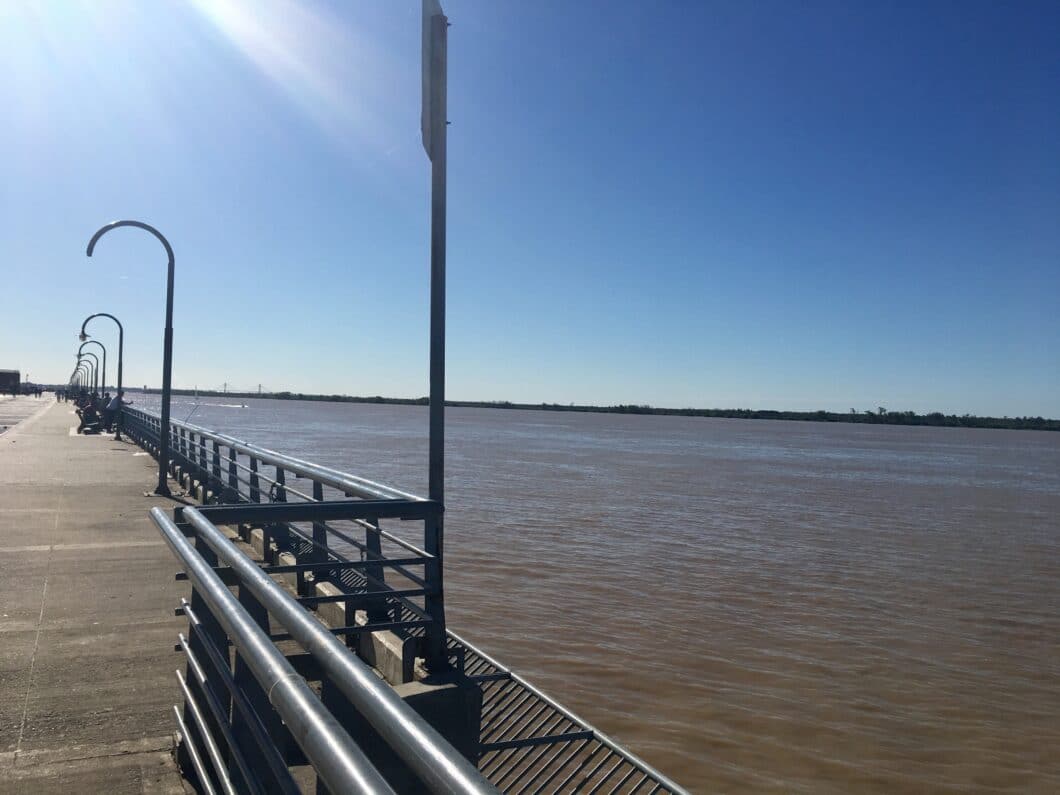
[79, 331, 89, 342]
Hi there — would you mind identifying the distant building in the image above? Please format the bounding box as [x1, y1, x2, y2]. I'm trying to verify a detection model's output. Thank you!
[0, 369, 20, 395]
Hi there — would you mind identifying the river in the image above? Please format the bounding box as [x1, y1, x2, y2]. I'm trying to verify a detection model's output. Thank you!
[135, 395, 1060, 793]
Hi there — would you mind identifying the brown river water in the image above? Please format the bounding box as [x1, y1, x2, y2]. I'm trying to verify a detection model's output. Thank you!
[140, 396, 1060, 793]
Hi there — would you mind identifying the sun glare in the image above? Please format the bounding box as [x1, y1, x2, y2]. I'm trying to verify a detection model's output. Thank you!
[186, 0, 399, 155]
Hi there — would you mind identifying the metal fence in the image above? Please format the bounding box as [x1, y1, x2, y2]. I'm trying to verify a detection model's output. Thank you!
[124, 405, 689, 794]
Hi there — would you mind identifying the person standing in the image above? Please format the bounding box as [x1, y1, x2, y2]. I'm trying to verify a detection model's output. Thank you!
[103, 390, 131, 432]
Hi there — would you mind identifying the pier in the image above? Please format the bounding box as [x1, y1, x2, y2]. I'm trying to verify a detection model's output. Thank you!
[0, 399, 184, 792]
[0, 398, 687, 793]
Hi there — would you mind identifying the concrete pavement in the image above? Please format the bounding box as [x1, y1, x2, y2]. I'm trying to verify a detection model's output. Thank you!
[0, 400, 188, 793]
[0, 396, 52, 436]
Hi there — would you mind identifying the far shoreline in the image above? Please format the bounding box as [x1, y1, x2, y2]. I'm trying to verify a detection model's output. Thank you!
[125, 388, 1058, 433]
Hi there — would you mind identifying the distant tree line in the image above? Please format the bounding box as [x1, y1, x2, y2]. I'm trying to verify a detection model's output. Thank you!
[159, 388, 1059, 432]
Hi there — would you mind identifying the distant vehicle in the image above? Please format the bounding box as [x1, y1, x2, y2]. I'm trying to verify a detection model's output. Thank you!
[0, 369, 20, 395]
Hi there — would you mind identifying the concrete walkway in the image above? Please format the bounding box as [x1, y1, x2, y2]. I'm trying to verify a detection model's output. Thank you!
[0, 401, 188, 793]
[0, 396, 52, 436]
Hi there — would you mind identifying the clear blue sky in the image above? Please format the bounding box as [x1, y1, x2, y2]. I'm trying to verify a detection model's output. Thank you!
[1, 0, 1057, 416]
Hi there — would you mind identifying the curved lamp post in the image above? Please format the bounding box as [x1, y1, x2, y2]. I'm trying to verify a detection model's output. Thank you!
[77, 352, 99, 394]
[88, 220, 175, 497]
[75, 363, 90, 392]
[72, 364, 89, 390]
[80, 313, 125, 437]
[78, 340, 107, 393]
[76, 352, 97, 393]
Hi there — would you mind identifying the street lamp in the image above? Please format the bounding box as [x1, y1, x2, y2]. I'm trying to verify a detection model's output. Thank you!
[80, 313, 125, 439]
[87, 220, 176, 497]
[77, 351, 99, 394]
[77, 353, 97, 393]
[74, 363, 90, 392]
[78, 340, 107, 393]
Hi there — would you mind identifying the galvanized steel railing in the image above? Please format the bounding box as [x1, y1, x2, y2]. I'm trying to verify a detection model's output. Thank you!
[153, 505, 496, 794]
[125, 405, 689, 794]
[122, 404, 450, 670]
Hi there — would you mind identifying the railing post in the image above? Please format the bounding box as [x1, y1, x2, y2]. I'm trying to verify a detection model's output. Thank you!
[305, 481, 327, 597]
[274, 467, 287, 502]
[182, 534, 231, 793]
[178, 591, 218, 793]
[365, 517, 386, 624]
[231, 585, 296, 783]
[265, 468, 289, 567]
[211, 440, 222, 490]
[227, 447, 238, 502]
[422, 511, 447, 670]
[249, 457, 261, 503]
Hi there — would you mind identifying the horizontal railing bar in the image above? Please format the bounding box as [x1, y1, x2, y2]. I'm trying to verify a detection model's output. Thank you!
[297, 588, 428, 606]
[172, 704, 218, 795]
[127, 406, 421, 501]
[268, 518, 432, 585]
[268, 619, 431, 642]
[152, 509, 398, 795]
[175, 557, 428, 584]
[260, 518, 432, 592]
[175, 670, 239, 795]
[266, 557, 427, 572]
[313, 520, 434, 567]
[178, 635, 268, 795]
[188, 499, 441, 525]
[176, 506, 498, 794]
[180, 602, 300, 794]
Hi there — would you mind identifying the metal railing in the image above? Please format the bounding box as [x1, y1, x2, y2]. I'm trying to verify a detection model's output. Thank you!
[125, 405, 689, 794]
[122, 405, 449, 669]
[153, 506, 496, 794]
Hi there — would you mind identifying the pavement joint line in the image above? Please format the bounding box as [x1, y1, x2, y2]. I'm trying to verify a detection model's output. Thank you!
[13, 459, 62, 763]
[0, 734, 176, 771]
[0, 614, 179, 635]
[14, 574, 49, 762]
[0, 540, 167, 554]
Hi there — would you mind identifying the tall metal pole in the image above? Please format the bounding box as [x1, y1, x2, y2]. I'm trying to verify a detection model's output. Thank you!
[422, 0, 448, 671]
[78, 340, 107, 394]
[427, 8, 447, 506]
[81, 313, 125, 439]
[87, 220, 175, 497]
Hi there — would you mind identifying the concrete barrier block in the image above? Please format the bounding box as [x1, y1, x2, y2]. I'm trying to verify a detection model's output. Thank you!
[275, 551, 299, 590]
[309, 581, 414, 685]
[357, 622, 416, 686]
[249, 527, 265, 557]
[244, 530, 414, 686]
[315, 581, 346, 628]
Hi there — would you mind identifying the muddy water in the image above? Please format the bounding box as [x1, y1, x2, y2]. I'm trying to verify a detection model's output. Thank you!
[140, 396, 1060, 793]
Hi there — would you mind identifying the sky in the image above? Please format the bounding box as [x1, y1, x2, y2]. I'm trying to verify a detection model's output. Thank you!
[0, 0, 1057, 417]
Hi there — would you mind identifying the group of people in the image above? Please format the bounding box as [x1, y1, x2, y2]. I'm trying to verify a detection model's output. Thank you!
[73, 389, 130, 434]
